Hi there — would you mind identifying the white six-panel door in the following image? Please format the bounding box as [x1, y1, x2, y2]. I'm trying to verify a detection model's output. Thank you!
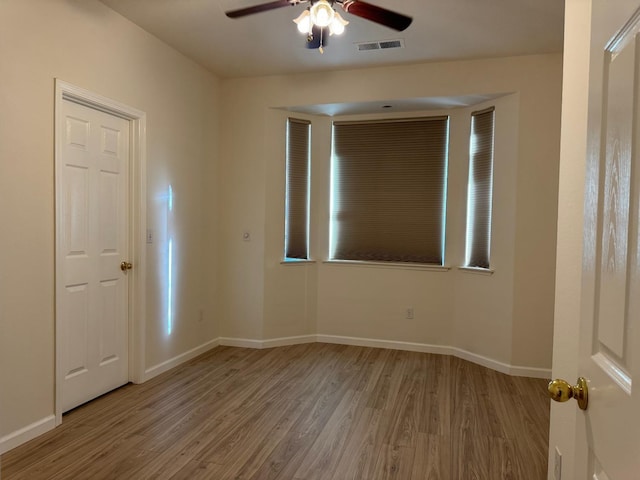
[574, 1, 640, 478]
[58, 98, 130, 412]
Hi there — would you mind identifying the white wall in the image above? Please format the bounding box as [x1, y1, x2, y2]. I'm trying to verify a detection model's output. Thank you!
[219, 54, 562, 372]
[0, 0, 220, 448]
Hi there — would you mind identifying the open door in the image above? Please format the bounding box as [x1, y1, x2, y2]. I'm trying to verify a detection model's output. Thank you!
[551, 1, 640, 478]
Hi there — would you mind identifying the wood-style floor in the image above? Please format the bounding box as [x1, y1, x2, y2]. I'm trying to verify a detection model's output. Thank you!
[1, 343, 550, 479]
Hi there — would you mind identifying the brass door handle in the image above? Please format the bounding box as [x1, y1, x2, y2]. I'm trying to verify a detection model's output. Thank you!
[120, 261, 133, 272]
[547, 377, 588, 410]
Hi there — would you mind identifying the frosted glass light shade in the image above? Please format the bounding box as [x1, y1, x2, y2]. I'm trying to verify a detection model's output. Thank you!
[293, 10, 311, 33]
[329, 11, 348, 35]
[310, 0, 334, 27]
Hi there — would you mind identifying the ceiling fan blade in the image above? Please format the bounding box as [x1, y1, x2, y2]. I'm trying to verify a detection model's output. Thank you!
[341, 0, 412, 31]
[225, 0, 295, 18]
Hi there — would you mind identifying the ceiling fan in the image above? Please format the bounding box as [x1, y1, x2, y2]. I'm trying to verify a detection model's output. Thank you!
[225, 0, 413, 52]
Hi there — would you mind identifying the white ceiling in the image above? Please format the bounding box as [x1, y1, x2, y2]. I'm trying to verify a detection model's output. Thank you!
[99, 0, 565, 79]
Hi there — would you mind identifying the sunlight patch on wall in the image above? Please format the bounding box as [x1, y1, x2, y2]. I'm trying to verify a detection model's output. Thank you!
[166, 185, 174, 335]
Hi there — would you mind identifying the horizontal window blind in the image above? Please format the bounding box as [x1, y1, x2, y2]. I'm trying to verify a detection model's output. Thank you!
[331, 116, 449, 264]
[285, 118, 311, 260]
[465, 107, 495, 269]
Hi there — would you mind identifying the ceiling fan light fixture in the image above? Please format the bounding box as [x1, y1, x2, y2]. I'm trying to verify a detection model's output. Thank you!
[293, 9, 311, 34]
[228, 0, 413, 53]
[310, 0, 335, 28]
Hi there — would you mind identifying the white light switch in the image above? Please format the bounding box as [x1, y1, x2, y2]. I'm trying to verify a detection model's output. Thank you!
[554, 446, 562, 480]
[146, 229, 154, 244]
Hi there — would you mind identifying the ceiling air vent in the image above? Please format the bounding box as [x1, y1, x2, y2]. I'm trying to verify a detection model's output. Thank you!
[356, 39, 405, 51]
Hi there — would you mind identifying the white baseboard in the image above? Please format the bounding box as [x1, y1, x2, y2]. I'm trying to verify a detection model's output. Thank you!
[318, 335, 550, 379]
[143, 338, 220, 382]
[450, 346, 513, 376]
[218, 335, 316, 349]
[0, 414, 56, 455]
[507, 363, 552, 378]
[219, 334, 551, 379]
[218, 337, 264, 348]
[262, 334, 317, 348]
[316, 334, 452, 356]
[449, 347, 550, 378]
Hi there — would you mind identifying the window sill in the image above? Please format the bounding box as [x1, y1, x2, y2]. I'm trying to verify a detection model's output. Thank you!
[458, 266, 494, 275]
[281, 259, 317, 265]
[323, 260, 450, 272]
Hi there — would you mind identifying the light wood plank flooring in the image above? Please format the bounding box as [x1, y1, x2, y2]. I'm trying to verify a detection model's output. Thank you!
[1, 343, 550, 479]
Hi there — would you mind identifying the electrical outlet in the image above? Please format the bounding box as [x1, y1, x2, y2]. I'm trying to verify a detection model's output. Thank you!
[405, 307, 414, 319]
[554, 446, 562, 480]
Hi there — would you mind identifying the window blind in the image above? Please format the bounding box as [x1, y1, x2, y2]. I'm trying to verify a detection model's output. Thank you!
[465, 107, 495, 269]
[285, 118, 311, 260]
[331, 116, 449, 264]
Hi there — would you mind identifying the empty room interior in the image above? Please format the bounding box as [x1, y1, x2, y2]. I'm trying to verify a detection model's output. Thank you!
[1, 0, 613, 478]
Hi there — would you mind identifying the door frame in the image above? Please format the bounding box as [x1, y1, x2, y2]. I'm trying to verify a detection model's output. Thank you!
[54, 79, 147, 425]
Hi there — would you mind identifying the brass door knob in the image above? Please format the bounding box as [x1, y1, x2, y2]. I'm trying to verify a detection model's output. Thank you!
[120, 261, 133, 272]
[547, 377, 588, 410]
